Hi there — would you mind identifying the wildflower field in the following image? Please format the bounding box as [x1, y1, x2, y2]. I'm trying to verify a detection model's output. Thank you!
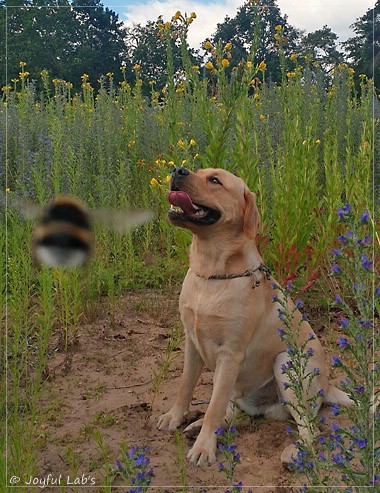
[1, 19, 379, 493]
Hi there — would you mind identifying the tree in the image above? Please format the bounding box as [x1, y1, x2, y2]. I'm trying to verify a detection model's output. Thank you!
[210, 0, 301, 83]
[299, 26, 344, 73]
[2, 0, 127, 88]
[342, 0, 380, 88]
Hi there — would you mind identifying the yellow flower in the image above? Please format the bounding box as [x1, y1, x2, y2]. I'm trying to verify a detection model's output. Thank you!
[150, 178, 159, 186]
[259, 114, 266, 121]
[166, 175, 171, 183]
[258, 61, 267, 72]
[315, 139, 321, 145]
[205, 61, 214, 70]
[192, 65, 199, 71]
[246, 61, 253, 68]
[40, 69, 48, 78]
[225, 42, 232, 51]
[253, 93, 260, 99]
[290, 53, 299, 61]
[133, 64, 141, 72]
[19, 61, 26, 68]
[172, 10, 181, 21]
[286, 71, 296, 78]
[81, 73, 89, 81]
[182, 159, 188, 165]
[190, 12, 197, 19]
[189, 139, 196, 146]
[5, 188, 10, 193]
[358, 74, 366, 79]
[164, 22, 171, 29]
[168, 160, 175, 166]
[348, 67, 355, 75]
[204, 40, 213, 50]
[221, 59, 230, 68]
[19, 71, 30, 78]
[275, 25, 282, 31]
[177, 139, 185, 147]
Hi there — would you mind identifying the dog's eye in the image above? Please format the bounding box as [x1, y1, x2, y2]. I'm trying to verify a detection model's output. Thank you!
[209, 176, 222, 185]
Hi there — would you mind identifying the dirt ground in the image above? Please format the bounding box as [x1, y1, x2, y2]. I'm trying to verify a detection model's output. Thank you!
[35, 288, 343, 493]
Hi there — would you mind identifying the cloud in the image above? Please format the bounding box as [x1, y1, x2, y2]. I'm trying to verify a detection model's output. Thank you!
[120, 0, 374, 48]
[121, 0, 242, 48]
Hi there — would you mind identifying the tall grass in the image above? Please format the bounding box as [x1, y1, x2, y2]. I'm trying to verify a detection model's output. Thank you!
[1, 15, 377, 490]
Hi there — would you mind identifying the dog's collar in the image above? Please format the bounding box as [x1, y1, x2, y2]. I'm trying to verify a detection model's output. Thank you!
[194, 263, 271, 289]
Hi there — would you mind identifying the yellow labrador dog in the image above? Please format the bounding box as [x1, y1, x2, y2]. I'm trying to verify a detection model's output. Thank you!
[157, 167, 351, 467]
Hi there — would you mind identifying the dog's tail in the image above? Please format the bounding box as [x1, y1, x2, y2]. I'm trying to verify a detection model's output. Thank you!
[324, 385, 354, 408]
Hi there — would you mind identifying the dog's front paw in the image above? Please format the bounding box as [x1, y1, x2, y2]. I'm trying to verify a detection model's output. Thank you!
[157, 407, 186, 431]
[280, 443, 298, 468]
[187, 433, 217, 466]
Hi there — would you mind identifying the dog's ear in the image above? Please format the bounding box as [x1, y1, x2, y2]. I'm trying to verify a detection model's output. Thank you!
[243, 189, 260, 239]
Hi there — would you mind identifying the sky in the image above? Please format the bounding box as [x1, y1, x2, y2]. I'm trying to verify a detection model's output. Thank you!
[102, 0, 375, 49]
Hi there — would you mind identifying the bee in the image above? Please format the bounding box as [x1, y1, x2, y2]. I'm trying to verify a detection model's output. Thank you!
[18, 195, 153, 268]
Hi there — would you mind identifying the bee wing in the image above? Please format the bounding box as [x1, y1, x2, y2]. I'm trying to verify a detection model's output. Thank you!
[5, 194, 44, 220]
[93, 208, 153, 233]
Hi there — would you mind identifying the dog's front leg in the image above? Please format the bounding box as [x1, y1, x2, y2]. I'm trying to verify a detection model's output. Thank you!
[157, 335, 204, 431]
[187, 354, 241, 466]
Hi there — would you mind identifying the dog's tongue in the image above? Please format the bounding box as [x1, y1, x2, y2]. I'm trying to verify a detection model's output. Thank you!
[168, 191, 200, 214]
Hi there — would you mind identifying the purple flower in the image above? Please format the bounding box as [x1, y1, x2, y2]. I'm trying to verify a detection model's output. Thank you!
[332, 423, 340, 431]
[319, 451, 326, 460]
[285, 280, 293, 291]
[229, 426, 236, 433]
[337, 234, 347, 243]
[215, 427, 224, 436]
[233, 453, 241, 461]
[337, 336, 349, 349]
[337, 204, 351, 218]
[334, 294, 343, 305]
[277, 328, 285, 338]
[218, 462, 224, 470]
[358, 234, 371, 246]
[116, 459, 122, 470]
[318, 436, 325, 444]
[320, 416, 326, 424]
[332, 248, 342, 256]
[354, 385, 364, 395]
[307, 332, 315, 340]
[282, 381, 290, 389]
[354, 437, 367, 449]
[375, 287, 380, 296]
[306, 347, 314, 357]
[339, 317, 349, 328]
[287, 346, 295, 356]
[313, 367, 320, 376]
[331, 264, 342, 274]
[332, 355, 342, 366]
[360, 210, 369, 222]
[295, 299, 304, 308]
[361, 253, 372, 270]
[332, 453, 344, 464]
[331, 404, 340, 415]
[317, 388, 324, 396]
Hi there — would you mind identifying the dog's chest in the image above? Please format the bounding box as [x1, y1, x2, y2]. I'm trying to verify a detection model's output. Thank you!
[179, 273, 248, 369]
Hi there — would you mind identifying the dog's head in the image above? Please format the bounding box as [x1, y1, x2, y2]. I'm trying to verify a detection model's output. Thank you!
[168, 167, 259, 239]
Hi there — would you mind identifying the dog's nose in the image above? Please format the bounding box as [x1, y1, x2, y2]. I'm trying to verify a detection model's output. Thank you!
[171, 166, 189, 178]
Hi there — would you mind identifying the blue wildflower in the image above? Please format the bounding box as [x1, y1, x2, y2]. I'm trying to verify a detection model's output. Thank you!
[339, 317, 349, 328]
[295, 299, 304, 308]
[331, 404, 340, 415]
[337, 234, 347, 243]
[215, 427, 224, 436]
[332, 355, 341, 366]
[360, 210, 369, 222]
[332, 248, 342, 256]
[306, 347, 314, 357]
[361, 253, 372, 270]
[354, 438, 367, 449]
[331, 264, 342, 274]
[334, 294, 343, 305]
[332, 453, 344, 464]
[337, 336, 349, 349]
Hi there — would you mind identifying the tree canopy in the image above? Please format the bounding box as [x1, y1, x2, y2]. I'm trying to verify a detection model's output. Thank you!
[1, 0, 126, 88]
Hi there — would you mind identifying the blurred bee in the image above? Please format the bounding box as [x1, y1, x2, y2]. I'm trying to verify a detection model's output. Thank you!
[18, 195, 153, 268]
